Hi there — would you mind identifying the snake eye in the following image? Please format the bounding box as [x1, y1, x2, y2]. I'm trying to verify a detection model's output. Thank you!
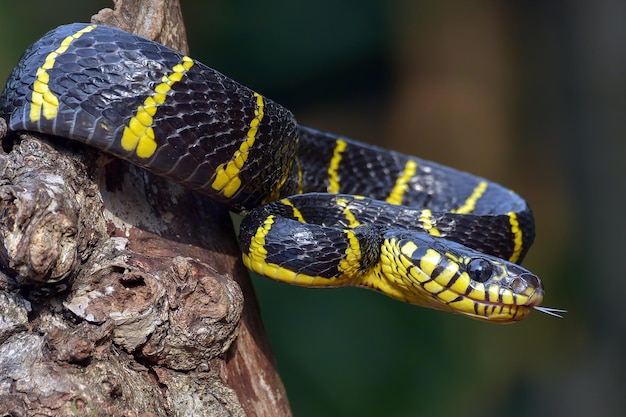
[467, 258, 494, 283]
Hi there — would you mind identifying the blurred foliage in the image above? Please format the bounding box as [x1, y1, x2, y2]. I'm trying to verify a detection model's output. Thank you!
[1, 1, 624, 417]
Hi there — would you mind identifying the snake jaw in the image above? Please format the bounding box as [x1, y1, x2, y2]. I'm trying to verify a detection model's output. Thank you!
[381, 233, 547, 323]
[459, 263, 545, 323]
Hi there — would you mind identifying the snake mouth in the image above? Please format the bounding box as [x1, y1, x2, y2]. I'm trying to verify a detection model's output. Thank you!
[462, 269, 545, 322]
[443, 279, 545, 323]
[458, 287, 543, 324]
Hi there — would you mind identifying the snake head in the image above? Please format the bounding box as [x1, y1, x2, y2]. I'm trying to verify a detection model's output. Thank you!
[373, 230, 544, 323]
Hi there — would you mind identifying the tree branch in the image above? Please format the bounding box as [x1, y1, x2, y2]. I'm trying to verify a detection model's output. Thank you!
[0, 1, 291, 416]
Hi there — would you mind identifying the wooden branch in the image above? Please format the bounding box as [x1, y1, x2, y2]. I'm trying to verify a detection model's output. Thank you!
[0, 1, 292, 416]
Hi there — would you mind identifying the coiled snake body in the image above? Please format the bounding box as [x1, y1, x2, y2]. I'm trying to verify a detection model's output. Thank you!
[0, 23, 555, 322]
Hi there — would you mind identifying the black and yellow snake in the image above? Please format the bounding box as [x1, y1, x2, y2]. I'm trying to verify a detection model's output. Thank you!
[0, 23, 563, 322]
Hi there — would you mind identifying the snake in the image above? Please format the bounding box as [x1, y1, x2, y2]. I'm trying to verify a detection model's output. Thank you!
[0, 23, 562, 323]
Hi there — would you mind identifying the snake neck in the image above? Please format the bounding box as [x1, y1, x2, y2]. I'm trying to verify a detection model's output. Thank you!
[350, 225, 383, 272]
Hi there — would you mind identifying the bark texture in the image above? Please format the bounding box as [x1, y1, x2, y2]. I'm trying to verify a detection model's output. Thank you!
[0, 1, 292, 416]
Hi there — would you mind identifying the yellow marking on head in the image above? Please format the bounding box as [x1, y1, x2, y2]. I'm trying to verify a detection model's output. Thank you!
[120, 56, 194, 158]
[409, 247, 462, 292]
[327, 139, 347, 194]
[357, 238, 533, 321]
[418, 210, 441, 237]
[431, 261, 459, 288]
[386, 159, 418, 205]
[436, 289, 460, 303]
[29, 25, 97, 122]
[499, 290, 515, 306]
[446, 295, 475, 311]
[443, 252, 460, 264]
[451, 181, 488, 214]
[335, 197, 360, 228]
[461, 280, 485, 299]
[377, 240, 460, 306]
[422, 279, 444, 294]
[405, 246, 465, 302]
[418, 248, 442, 277]
[507, 212, 523, 263]
[279, 198, 305, 222]
[487, 283, 502, 303]
[212, 92, 265, 197]
[443, 274, 466, 297]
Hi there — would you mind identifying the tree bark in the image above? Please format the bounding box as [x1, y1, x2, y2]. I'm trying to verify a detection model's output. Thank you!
[0, 1, 292, 416]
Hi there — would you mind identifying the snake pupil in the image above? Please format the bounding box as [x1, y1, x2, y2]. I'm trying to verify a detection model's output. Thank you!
[467, 258, 493, 283]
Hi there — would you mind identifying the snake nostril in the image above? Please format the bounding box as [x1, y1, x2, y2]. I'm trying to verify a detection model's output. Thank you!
[521, 273, 541, 289]
[511, 273, 542, 294]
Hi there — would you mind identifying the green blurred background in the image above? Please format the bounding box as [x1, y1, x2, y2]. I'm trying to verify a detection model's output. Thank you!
[1, 1, 623, 416]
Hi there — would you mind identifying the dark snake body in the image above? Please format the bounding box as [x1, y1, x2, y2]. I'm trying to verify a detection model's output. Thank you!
[0, 23, 544, 322]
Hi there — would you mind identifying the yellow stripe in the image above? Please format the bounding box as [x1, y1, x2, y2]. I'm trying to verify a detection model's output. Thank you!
[337, 230, 362, 275]
[212, 92, 265, 198]
[241, 214, 350, 286]
[245, 214, 273, 261]
[29, 25, 97, 122]
[279, 198, 305, 222]
[327, 139, 347, 194]
[452, 181, 488, 214]
[418, 209, 441, 237]
[507, 212, 523, 263]
[242, 252, 345, 286]
[121, 56, 194, 158]
[335, 197, 360, 228]
[386, 159, 417, 205]
[242, 215, 293, 280]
